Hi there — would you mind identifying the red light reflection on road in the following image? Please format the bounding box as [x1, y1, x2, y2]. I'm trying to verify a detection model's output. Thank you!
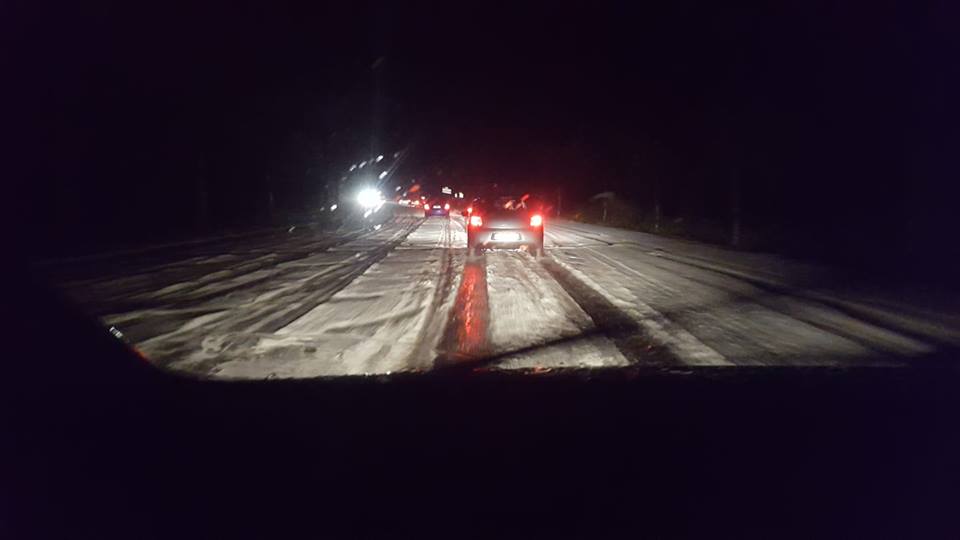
[443, 260, 489, 363]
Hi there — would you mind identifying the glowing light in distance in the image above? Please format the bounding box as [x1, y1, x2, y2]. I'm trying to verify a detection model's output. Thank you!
[356, 188, 382, 209]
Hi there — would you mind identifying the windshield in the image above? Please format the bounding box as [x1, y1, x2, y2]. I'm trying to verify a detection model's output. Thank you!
[16, 1, 960, 379]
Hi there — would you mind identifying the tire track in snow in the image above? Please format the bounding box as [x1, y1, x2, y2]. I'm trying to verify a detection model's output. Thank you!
[133, 219, 424, 373]
[61, 224, 393, 316]
[546, 248, 731, 366]
[485, 252, 629, 370]
[539, 257, 680, 366]
[169, 216, 458, 378]
[438, 249, 629, 371]
[437, 255, 490, 366]
[409, 217, 465, 368]
[571, 246, 884, 366]
[108, 221, 420, 343]
[603, 249, 932, 365]
[608, 249, 936, 357]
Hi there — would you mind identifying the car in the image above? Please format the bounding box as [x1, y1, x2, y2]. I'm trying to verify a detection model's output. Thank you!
[423, 199, 451, 217]
[466, 196, 545, 257]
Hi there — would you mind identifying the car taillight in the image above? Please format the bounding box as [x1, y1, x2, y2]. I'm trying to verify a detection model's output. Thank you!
[530, 214, 543, 227]
[469, 215, 483, 227]
[424, 203, 430, 210]
[444, 203, 450, 210]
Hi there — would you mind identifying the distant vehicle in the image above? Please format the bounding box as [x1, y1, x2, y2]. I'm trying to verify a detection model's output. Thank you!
[423, 199, 451, 217]
[466, 196, 544, 256]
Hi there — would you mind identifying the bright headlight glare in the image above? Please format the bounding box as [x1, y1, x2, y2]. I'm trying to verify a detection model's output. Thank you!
[356, 188, 382, 209]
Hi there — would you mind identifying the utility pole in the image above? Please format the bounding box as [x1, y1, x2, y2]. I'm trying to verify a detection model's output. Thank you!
[266, 174, 275, 222]
[730, 171, 741, 247]
[370, 56, 385, 163]
[653, 175, 661, 233]
[591, 191, 614, 224]
[195, 156, 208, 231]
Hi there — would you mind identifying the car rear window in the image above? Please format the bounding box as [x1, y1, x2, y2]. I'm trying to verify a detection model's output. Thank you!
[480, 197, 535, 213]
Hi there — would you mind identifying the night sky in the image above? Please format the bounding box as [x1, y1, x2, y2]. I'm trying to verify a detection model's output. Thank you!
[8, 0, 960, 277]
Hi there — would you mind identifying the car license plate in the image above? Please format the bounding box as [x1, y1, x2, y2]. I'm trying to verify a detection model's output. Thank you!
[491, 232, 522, 242]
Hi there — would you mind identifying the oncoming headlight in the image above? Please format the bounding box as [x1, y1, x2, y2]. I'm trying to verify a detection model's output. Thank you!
[356, 188, 383, 209]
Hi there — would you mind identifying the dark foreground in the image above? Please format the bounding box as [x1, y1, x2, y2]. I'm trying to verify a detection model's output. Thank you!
[5, 274, 960, 539]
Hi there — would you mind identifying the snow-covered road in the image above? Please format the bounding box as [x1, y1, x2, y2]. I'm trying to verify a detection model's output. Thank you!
[44, 209, 959, 378]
